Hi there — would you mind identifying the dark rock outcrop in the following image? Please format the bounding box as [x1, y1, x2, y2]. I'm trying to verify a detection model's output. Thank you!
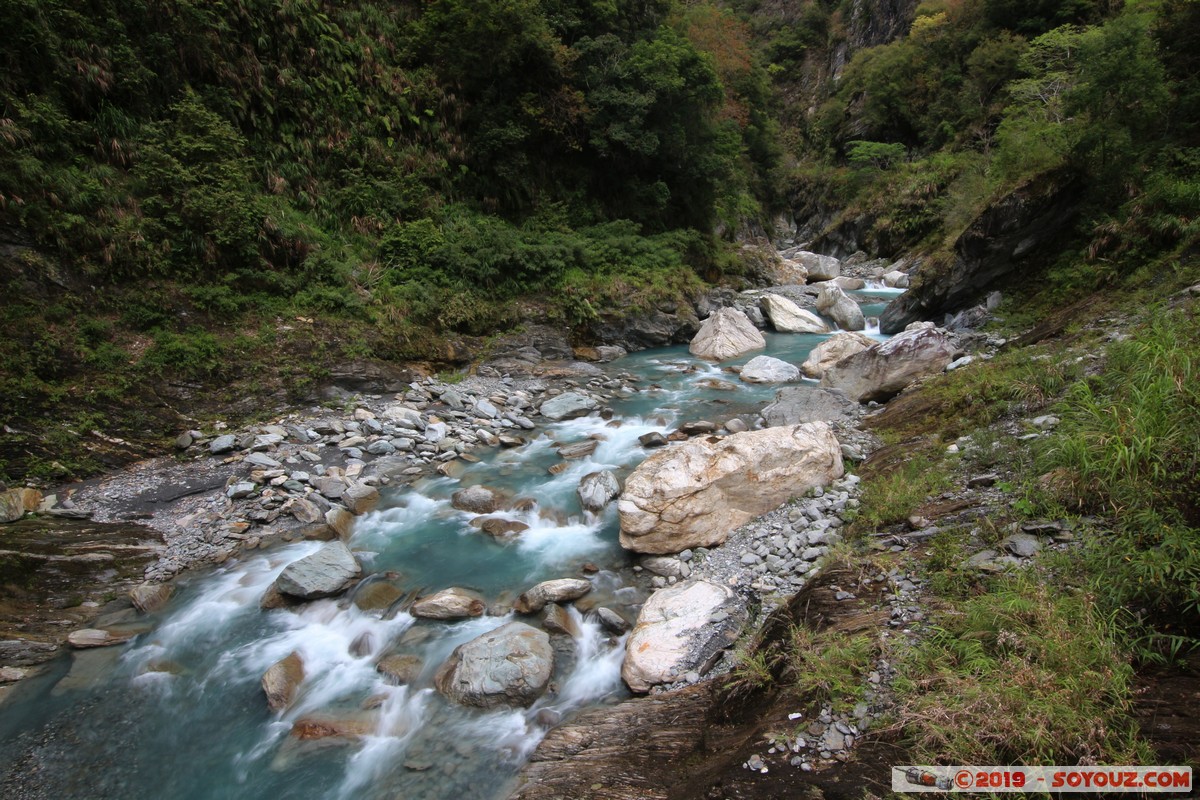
[880, 170, 1080, 333]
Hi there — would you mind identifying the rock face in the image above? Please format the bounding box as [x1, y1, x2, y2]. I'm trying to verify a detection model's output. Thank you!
[792, 251, 841, 282]
[815, 285, 865, 331]
[514, 578, 593, 614]
[434, 622, 554, 708]
[262, 651, 305, 712]
[539, 392, 599, 421]
[688, 307, 765, 361]
[822, 326, 957, 402]
[761, 387, 858, 426]
[577, 470, 621, 512]
[410, 588, 486, 620]
[880, 169, 1079, 333]
[621, 580, 746, 693]
[618, 424, 844, 554]
[739, 355, 800, 384]
[275, 541, 361, 600]
[800, 331, 876, 378]
[760, 294, 829, 334]
[585, 306, 701, 353]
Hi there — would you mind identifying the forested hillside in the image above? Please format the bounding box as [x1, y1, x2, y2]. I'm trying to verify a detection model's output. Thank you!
[2, 0, 1198, 484]
[0, 0, 780, 479]
[741, 0, 1199, 297]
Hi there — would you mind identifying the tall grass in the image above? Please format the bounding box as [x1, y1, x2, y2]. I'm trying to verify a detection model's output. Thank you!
[894, 576, 1151, 765]
[1040, 308, 1200, 639]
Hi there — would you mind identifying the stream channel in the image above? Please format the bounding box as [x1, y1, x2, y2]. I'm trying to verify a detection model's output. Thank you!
[0, 292, 898, 799]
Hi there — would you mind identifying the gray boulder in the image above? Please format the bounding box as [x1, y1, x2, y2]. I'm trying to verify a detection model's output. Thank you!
[815, 285, 865, 331]
[822, 326, 957, 402]
[792, 251, 841, 281]
[739, 355, 800, 384]
[688, 307, 765, 361]
[275, 541, 361, 600]
[209, 434, 237, 455]
[434, 622, 554, 708]
[540, 392, 599, 421]
[761, 387, 858, 427]
[577, 470, 621, 512]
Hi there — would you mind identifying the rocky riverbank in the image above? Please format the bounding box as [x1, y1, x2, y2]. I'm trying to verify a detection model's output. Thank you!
[2, 240, 1035, 799]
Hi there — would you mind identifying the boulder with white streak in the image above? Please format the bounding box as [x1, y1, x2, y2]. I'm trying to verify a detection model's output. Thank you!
[688, 308, 765, 361]
[618, 423, 843, 554]
[621, 580, 747, 692]
[760, 294, 830, 334]
[821, 326, 957, 402]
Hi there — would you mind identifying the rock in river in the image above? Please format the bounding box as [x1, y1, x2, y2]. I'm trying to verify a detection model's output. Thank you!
[451, 485, 503, 515]
[760, 294, 829, 334]
[739, 355, 799, 384]
[514, 578, 594, 614]
[274, 541, 361, 600]
[618, 424, 843, 554]
[821, 325, 956, 402]
[800, 331, 876, 379]
[815, 284, 865, 332]
[539, 392, 599, 421]
[577, 470, 621, 512]
[343, 483, 380, 515]
[410, 588, 486, 620]
[688, 307, 765, 361]
[434, 622, 554, 708]
[621, 580, 746, 693]
[262, 651, 305, 712]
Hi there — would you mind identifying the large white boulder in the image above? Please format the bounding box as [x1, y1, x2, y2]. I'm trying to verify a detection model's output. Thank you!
[577, 470, 621, 512]
[434, 622, 553, 708]
[621, 580, 746, 693]
[688, 307, 765, 361]
[821, 326, 957, 402]
[760, 294, 830, 334]
[739, 355, 800, 384]
[815, 285, 865, 331]
[618, 423, 843, 554]
[792, 251, 841, 282]
[800, 331, 877, 379]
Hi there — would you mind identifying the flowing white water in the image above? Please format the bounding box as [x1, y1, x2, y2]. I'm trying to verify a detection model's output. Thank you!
[0, 317, 902, 799]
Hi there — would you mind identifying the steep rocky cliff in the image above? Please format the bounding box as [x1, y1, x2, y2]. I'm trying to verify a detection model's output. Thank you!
[880, 170, 1081, 333]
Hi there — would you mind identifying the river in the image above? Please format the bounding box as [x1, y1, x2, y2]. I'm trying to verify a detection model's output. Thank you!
[0, 292, 897, 800]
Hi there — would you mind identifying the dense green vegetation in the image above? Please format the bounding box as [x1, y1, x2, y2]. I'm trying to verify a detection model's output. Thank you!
[735, 0, 1200, 278]
[0, 0, 782, 479]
